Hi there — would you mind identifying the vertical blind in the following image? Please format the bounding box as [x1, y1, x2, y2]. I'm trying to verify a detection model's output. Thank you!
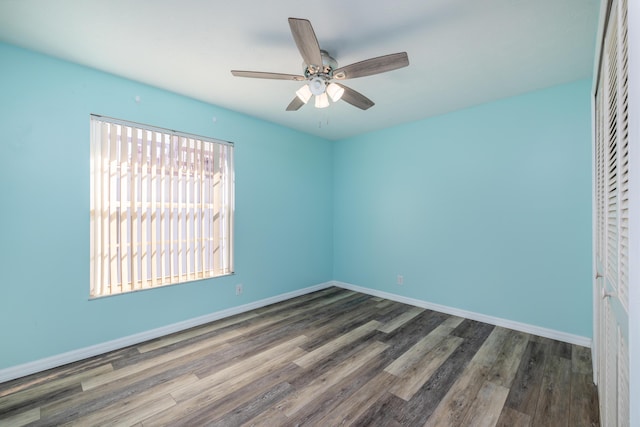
[90, 115, 234, 297]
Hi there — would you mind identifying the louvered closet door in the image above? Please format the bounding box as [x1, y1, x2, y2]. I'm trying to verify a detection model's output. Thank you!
[594, 0, 630, 425]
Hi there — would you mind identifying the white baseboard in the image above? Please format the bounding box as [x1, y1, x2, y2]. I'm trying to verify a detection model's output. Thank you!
[331, 281, 592, 347]
[0, 281, 334, 384]
[1, 280, 591, 384]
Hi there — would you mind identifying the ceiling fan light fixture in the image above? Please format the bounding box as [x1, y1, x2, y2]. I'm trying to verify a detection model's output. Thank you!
[295, 84, 313, 104]
[308, 77, 326, 96]
[326, 83, 345, 102]
[315, 93, 330, 108]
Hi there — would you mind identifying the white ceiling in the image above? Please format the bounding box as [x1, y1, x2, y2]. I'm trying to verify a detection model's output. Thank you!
[0, 0, 600, 140]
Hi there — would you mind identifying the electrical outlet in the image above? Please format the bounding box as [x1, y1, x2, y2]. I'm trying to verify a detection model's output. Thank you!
[235, 284, 243, 295]
[397, 275, 404, 285]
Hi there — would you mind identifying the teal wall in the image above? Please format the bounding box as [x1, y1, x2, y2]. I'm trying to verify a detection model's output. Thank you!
[0, 43, 334, 369]
[333, 79, 593, 338]
[0, 41, 593, 372]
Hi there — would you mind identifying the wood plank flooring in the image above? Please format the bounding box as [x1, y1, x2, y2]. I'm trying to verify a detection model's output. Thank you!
[0, 287, 600, 426]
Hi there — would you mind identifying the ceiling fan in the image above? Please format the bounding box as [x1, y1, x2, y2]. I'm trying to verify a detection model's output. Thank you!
[231, 18, 409, 111]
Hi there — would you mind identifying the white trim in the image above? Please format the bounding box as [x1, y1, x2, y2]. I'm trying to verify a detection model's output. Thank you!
[332, 281, 592, 347]
[591, 1, 603, 379]
[0, 279, 592, 384]
[592, 0, 611, 94]
[591, 79, 599, 384]
[0, 281, 333, 384]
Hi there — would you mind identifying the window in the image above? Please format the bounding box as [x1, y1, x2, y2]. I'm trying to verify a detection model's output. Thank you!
[90, 115, 234, 297]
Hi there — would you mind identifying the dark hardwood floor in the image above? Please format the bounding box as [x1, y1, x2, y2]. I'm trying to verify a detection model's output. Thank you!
[0, 287, 599, 426]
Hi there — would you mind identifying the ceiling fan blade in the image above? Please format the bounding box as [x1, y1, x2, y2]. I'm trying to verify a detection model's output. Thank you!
[286, 96, 305, 111]
[288, 18, 323, 66]
[336, 84, 375, 110]
[231, 70, 305, 81]
[333, 52, 409, 80]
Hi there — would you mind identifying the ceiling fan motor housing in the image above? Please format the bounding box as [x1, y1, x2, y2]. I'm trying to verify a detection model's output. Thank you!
[303, 50, 338, 78]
